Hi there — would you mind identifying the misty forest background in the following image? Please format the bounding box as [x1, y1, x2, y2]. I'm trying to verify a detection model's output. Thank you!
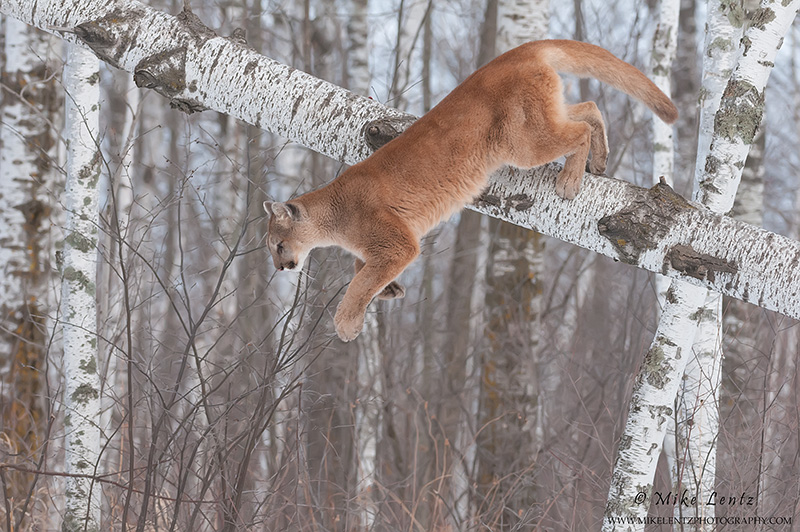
[2, 0, 800, 530]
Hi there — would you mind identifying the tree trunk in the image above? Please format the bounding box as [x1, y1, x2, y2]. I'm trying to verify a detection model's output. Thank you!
[342, 1, 385, 528]
[669, 3, 745, 528]
[477, 1, 548, 528]
[604, 282, 709, 531]
[61, 42, 102, 532]
[603, 1, 800, 529]
[3, 0, 800, 320]
[649, 0, 679, 303]
[0, 18, 60, 528]
[443, 1, 498, 525]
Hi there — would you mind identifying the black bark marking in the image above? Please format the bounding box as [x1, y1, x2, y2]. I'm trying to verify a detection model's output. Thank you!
[508, 193, 533, 211]
[475, 193, 501, 207]
[170, 99, 208, 114]
[77, 6, 218, 115]
[664, 244, 738, 283]
[290, 94, 305, 123]
[597, 181, 694, 264]
[74, 7, 146, 68]
[362, 117, 417, 151]
[244, 59, 258, 76]
[134, 47, 188, 96]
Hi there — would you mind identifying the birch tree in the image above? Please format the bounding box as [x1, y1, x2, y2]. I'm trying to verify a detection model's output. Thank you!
[603, 0, 799, 529]
[670, 2, 745, 527]
[649, 0, 679, 304]
[648, 5, 716, 527]
[2, 0, 799, 320]
[343, 1, 385, 527]
[6, 2, 800, 529]
[478, 0, 549, 526]
[0, 18, 59, 525]
[60, 42, 102, 532]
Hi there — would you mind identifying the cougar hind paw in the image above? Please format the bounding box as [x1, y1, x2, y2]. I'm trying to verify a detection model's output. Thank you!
[378, 281, 405, 300]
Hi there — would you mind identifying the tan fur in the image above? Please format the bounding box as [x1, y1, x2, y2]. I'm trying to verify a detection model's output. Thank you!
[265, 39, 677, 341]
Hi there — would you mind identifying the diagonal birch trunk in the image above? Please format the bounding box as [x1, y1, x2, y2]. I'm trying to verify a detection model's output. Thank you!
[649, 5, 716, 528]
[603, 1, 800, 529]
[60, 42, 102, 532]
[670, 2, 745, 528]
[3, 0, 800, 320]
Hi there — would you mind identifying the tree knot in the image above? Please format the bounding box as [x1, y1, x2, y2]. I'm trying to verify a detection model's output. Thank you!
[598, 181, 694, 264]
[362, 116, 416, 151]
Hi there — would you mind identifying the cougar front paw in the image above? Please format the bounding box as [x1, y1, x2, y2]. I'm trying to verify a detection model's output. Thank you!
[378, 281, 405, 300]
[334, 305, 365, 342]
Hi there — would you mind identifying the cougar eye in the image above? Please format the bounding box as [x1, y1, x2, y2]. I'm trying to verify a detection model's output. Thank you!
[276, 242, 284, 254]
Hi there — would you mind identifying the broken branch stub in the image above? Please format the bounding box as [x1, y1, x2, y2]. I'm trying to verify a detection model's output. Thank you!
[362, 116, 417, 151]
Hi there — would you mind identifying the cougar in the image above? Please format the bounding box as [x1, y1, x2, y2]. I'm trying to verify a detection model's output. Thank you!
[265, 40, 677, 341]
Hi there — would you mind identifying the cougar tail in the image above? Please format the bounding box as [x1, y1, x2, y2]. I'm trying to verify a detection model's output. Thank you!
[537, 39, 678, 124]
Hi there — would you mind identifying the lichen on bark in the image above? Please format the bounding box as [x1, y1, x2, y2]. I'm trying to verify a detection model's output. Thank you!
[713, 79, 765, 144]
[70, 382, 99, 406]
[720, 0, 746, 27]
[749, 6, 777, 30]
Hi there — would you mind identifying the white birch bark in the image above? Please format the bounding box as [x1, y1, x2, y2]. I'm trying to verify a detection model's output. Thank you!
[603, 1, 799, 529]
[694, 0, 797, 212]
[61, 42, 102, 532]
[0, 16, 55, 402]
[650, 0, 680, 305]
[672, 291, 722, 527]
[648, 0, 684, 516]
[496, 0, 548, 51]
[603, 282, 708, 530]
[669, 2, 745, 527]
[4, 0, 800, 315]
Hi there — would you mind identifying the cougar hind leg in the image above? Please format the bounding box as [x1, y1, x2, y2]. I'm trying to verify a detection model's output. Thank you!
[552, 120, 593, 200]
[567, 101, 608, 175]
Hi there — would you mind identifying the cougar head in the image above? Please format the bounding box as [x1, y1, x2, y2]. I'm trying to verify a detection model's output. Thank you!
[264, 201, 314, 272]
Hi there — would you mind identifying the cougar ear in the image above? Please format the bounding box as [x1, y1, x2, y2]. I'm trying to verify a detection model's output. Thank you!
[264, 201, 301, 221]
